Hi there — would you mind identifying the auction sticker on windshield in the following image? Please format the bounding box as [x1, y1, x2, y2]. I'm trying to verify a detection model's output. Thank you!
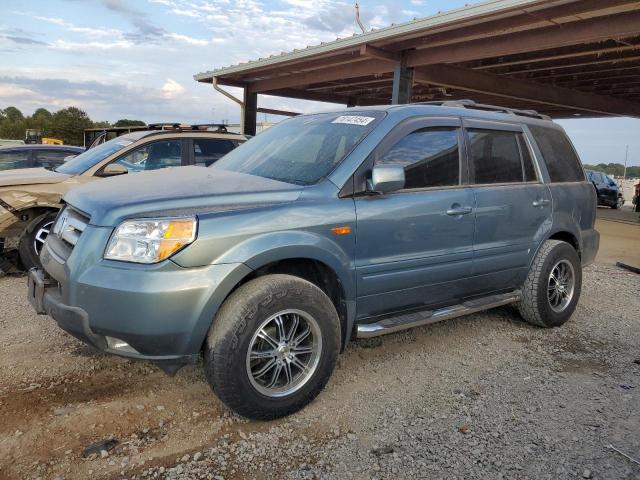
[332, 116, 376, 126]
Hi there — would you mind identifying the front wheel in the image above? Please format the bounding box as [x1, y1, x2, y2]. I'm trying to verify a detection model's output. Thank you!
[204, 274, 341, 420]
[18, 213, 57, 271]
[612, 196, 624, 210]
[517, 240, 582, 328]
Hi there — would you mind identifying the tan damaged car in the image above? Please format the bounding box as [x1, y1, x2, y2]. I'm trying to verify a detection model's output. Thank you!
[0, 126, 245, 275]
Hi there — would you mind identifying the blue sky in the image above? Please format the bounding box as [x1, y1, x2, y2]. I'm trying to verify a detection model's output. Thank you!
[1, 0, 638, 166]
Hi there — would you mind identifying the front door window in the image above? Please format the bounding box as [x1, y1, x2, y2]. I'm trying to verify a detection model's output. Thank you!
[113, 140, 183, 173]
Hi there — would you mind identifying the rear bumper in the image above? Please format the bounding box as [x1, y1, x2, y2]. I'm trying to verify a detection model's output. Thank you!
[581, 228, 599, 266]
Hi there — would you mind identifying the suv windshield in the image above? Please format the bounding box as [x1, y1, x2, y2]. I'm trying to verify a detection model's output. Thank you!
[55, 136, 135, 175]
[212, 111, 384, 185]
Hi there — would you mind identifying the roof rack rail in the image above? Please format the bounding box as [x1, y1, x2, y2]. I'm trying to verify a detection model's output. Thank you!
[147, 123, 229, 133]
[420, 100, 550, 120]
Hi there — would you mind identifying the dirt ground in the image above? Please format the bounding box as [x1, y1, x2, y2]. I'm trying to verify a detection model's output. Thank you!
[595, 205, 640, 267]
[0, 218, 639, 480]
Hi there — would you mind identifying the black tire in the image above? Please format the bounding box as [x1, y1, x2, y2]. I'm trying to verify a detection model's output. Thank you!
[612, 196, 624, 210]
[517, 240, 582, 328]
[0, 255, 14, 277]
[18, 212, 57, 271]
[204, 274, 341, 420]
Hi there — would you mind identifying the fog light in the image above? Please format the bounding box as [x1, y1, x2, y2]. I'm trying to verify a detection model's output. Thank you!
[105, 336, 139, 354]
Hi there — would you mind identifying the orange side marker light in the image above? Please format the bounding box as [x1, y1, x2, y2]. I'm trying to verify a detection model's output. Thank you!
[331, 226, 352, 236]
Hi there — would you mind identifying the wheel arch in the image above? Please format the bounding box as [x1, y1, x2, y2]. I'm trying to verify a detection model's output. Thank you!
[245, 257, 352, 350]
[0, 202, 61, 253]
[547, 230, 580, 258]
[194, 253, 356, 355]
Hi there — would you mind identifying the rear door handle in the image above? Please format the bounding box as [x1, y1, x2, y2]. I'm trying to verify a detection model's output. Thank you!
[532, 199, 551, 207]
[446, 206, 473, 216]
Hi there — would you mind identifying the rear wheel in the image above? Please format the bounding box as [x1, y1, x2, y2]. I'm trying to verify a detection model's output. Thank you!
[204, 274, 341, 420]
[517, 240, 582, 328]
[18, 213, 56, 271]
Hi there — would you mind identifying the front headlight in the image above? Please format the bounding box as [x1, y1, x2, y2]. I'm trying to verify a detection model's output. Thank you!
[104, 217, 197, 264]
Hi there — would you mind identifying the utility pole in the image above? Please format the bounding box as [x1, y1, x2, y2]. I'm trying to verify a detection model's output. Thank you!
[623, 145, 629, 180]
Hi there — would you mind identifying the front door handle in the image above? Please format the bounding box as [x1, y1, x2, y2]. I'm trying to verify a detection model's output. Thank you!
[532, 199, 551, 208]
[446, 206, 473, 216]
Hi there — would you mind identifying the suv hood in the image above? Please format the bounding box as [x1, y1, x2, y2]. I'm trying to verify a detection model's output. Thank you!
[0, 168, 71, 187]
[64, 166, 304, 226]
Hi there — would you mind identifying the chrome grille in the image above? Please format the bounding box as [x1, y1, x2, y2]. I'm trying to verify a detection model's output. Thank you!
[53, 207, 89, 248]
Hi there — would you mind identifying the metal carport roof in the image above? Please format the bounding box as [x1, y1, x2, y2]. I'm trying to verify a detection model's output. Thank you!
[194, 0, 640, 133]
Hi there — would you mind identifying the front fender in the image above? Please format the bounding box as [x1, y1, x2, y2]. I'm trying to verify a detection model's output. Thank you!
[212, 230, 356, 301]
[186, 230, 358, 351]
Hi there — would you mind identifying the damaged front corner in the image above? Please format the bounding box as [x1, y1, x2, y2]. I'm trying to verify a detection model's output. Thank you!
[0, 190, 63, 253]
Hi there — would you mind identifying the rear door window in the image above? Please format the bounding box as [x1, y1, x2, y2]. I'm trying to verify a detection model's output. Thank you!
[193, 138, 240, 167]
[467, 129, 525, 184]
[528, 125, 584, 182]
[376, 127, 460, 189]
[0, 149, 31, 170]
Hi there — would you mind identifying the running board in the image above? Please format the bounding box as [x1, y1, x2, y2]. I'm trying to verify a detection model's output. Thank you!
[356, 291, 521, 338]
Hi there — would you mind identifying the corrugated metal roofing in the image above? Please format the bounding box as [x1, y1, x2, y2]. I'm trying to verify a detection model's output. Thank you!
[193, 0, 550, 81]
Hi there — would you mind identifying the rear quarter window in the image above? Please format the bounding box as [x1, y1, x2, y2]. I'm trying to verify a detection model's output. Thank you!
[528, 125, 584, 182]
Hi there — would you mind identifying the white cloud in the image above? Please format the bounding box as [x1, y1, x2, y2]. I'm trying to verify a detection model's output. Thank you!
[33, 15, 122, 38]
[161, 78, 185, 99]
[51, 39, 134, 51]
[166, 33, 208, 46]
[0, 83, 40, 99]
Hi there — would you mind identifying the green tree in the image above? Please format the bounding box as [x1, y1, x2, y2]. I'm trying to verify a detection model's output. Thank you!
[584, 163, 640, 178]
[92, 120, 112, 129]
[0, 106, 26, 139]
[2, 106, 24, 123]
[50, 107, 93, 146]
[28, 108, 54, 136]
[114, 119, 146, 127]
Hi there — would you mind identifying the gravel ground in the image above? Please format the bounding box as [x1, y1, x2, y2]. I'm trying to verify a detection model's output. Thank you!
[0, 263, 639, 480]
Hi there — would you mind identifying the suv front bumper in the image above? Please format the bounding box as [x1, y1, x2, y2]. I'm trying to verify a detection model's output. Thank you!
[28, 268, 200, 374]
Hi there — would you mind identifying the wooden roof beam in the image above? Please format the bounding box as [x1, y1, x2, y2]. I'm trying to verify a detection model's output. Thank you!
[518, 64, 640, 80]
[359, 44, 400, 62]
[493, 54, 640, 76]
[407, 11, 640, 67]
[249, 59, 396, 93]
[474, 42, 640, 70]
[413, 63, 640, 117]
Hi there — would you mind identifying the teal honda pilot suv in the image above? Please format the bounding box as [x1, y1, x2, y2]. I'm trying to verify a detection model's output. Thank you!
[28, 101, 599, 420]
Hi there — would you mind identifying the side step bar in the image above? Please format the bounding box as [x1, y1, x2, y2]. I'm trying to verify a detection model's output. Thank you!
[356, 291, 521, 338]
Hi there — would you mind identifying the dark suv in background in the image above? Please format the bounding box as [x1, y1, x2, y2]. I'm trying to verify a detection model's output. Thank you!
[0, 144, 85, 171]
[585, 169, 624, 209]
[30, 101, 598, 420]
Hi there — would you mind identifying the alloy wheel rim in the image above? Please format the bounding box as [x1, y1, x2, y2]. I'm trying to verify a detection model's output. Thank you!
[246, 309, 322, 398]
[547, 259, 575, 313]
[33, 221, 54, 256]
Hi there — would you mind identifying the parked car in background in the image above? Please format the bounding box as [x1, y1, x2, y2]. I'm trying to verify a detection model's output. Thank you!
[0, 145, 84, 172]
[585, 169, 624, 209]
[0, 139, 26, 147]
[29, 101, 598, 420]
[0, 126, 244, 274]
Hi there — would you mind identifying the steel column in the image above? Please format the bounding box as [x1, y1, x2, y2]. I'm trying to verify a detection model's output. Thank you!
[242, 88, 258, 136]
[392, 53, 413, 104]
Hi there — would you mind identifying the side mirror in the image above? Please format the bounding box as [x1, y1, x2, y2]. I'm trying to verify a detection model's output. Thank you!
[368, 165, 405, 194]
[101, 163, 128, 177]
